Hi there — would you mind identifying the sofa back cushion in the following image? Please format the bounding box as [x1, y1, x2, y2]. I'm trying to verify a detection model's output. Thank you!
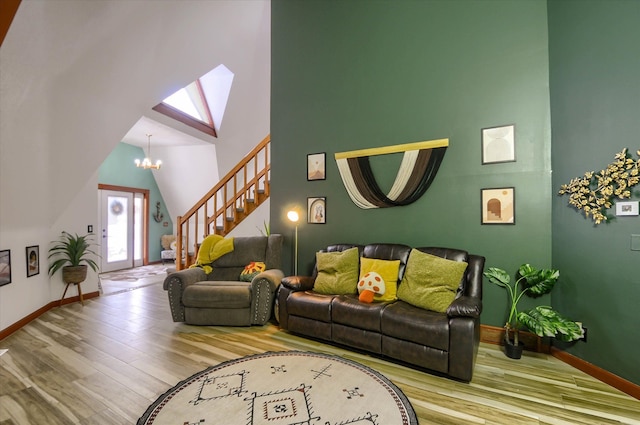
[208, 235, 283, 281]
[362, 244, 411, 280]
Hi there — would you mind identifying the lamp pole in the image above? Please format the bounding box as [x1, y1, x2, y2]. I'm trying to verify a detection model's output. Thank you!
[287, 210, 299, 275]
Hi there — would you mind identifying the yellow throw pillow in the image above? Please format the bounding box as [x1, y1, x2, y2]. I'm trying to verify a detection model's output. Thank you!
[397, 249, 468, 313]
[358, 257, 401, 302]
[314, 247, 360, 295]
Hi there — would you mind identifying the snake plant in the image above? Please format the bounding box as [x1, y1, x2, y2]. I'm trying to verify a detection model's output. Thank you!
[48, 231, 100, 276]
[484, 264, 583, 347]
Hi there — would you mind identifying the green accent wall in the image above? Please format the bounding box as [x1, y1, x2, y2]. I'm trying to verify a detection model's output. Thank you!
[549, 1, 640, 385]
[271, 0, 553, 329]
[98, 142, 173, 262]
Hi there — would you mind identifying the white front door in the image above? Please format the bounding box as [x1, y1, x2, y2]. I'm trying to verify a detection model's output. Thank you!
[100, 190, 136, 272]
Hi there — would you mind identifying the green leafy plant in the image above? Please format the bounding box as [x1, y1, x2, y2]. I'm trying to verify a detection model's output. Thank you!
[484, 264, 583, 348]
[48, 231, 100, 276]
[256, 220, 270, 236]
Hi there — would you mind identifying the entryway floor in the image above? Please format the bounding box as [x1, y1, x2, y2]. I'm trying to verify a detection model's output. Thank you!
[99, 263, 169, 296]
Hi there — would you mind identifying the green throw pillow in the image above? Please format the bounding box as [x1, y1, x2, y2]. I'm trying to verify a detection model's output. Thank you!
[397, 249, 468, 313]
[313, 247, 360, 295]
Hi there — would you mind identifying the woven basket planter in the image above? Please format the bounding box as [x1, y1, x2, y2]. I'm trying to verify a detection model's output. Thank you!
[62, 265, 88, 284]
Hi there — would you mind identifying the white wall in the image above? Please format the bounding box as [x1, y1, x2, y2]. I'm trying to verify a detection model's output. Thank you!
[0, 1, 270, 332]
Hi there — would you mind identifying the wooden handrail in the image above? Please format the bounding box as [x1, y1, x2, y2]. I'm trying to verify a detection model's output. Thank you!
[175, 135, 270, 270]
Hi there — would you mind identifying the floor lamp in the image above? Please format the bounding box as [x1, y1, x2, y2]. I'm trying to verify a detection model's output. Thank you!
[287, 210, 299, 275]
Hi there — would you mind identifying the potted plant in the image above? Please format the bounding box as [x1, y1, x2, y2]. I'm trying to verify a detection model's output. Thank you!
[48, 231, 100, 284]
[483, 264, 583, 359]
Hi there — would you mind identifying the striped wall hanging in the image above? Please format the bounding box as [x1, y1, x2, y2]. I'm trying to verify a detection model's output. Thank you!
[334, 138, 449, 209]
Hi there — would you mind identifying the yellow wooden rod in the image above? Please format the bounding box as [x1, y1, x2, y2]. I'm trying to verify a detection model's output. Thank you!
[334, 138, 449, 160]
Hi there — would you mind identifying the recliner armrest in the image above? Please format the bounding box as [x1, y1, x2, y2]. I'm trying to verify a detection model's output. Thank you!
[281, 275, 315, 291]
[163, 267, 207, 322]
[252, 268, 285, 291]
[250, 268, 285, 325]
[446, 296, 482, 318]
[163, 267, 207, 290]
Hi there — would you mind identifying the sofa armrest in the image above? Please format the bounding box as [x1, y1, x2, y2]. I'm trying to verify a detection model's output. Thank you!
[281, 275, 315, 292]
[250, 268, 285, 325]
[163, 268, 207, 322]
[163, 267, 207, 290]
[252, 268, 285, 292]
[447, 296, 482, 319]
[448, 316, 480, 382]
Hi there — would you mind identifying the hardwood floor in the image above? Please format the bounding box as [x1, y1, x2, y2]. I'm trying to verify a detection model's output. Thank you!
[1, 280, 639, 424]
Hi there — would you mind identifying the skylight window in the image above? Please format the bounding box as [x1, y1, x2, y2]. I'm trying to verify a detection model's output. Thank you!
[153, 64, 234, 138]
[163, 88, 204, 122]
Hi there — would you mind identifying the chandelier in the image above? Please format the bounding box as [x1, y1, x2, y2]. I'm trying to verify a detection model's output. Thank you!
[135, 133, 162, 169]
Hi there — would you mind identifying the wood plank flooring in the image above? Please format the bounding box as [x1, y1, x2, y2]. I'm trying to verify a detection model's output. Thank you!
[1, 279, 639, 424]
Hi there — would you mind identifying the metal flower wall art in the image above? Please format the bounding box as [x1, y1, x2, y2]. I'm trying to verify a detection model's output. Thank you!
[559, 148, 640, 224]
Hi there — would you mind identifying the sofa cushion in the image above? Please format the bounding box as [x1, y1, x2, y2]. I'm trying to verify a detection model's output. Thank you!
[182, 281, 251, 308]
[381, 301, 450, 351]
[397, 249, 468, 313]
[287, 291, 335, 322]
[358, 257, 400, 302]
[332, 295, 386, 332]
[313, 247, 359, 295]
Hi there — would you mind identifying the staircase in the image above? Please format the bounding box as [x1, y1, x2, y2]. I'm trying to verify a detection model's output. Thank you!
[175, 135, 270, 270]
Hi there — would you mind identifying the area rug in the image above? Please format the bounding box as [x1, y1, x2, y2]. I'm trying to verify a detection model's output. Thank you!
[137, 351, 418, 425]
[99, 264, 167, 282]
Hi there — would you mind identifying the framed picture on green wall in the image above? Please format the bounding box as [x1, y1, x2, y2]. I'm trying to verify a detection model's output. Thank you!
[481, 124, 516, 164]
[308, 197, 326, 224]
[481, 187, 515, 225]
[307, 153, 326, 181]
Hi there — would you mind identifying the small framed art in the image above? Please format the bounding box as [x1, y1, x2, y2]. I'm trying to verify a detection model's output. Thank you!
[615, 201, 639, 216]
[481, 187, 515, 225]
[26, 245, 40, 277]
[308, 197, 326, 224]
[482, 124, 516, 164]
[307, 153, 326, 181]
[0, 250, 11, 286]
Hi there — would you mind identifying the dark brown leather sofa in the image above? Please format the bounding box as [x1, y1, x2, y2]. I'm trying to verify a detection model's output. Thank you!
[275, 243, 485, 382]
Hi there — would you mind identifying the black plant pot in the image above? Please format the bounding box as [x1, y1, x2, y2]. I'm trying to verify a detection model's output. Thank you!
[504, 340, 524, 359]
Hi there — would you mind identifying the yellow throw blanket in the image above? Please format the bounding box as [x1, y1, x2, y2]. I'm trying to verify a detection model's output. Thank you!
[190, 234, 234, 274]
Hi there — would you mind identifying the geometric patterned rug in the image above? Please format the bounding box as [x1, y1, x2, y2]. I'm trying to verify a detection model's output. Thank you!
[137, 351, 418, 425]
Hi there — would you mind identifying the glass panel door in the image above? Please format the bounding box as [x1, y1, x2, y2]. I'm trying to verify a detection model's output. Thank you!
[100, 190, 134, 272]
[133, 193, 143, 267]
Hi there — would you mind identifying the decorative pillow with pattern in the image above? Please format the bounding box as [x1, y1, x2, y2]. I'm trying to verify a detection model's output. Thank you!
[358, 257, 401, 303]
[239, 261, 266, 282]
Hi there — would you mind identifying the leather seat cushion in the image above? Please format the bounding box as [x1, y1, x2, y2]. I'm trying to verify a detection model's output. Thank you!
[332, 295, 387, 332]
[182, 281, 251, 308]
[381, 301, 449, 351]
[287, 291, 335, 322]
